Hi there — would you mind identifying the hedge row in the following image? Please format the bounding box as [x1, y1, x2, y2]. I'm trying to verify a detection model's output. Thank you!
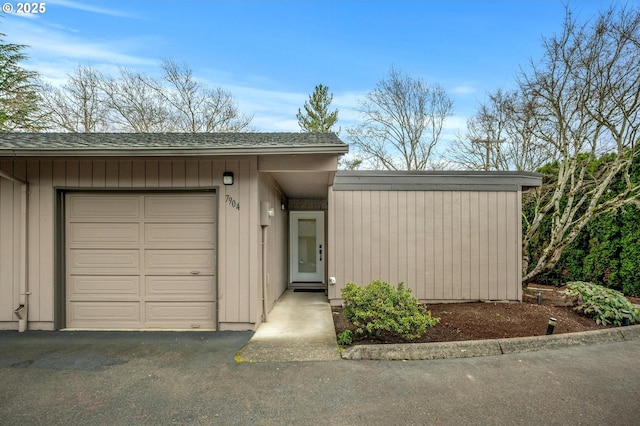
[525, 152, 640, 296]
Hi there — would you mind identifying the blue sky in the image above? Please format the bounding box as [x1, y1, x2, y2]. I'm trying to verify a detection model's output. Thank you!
[1, 0, 632, 142]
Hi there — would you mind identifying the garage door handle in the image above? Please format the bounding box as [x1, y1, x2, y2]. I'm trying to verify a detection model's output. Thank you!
[191, 271, 200, 275]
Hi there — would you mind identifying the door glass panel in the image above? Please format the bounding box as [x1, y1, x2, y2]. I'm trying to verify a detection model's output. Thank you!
[298, 219, 316, 273]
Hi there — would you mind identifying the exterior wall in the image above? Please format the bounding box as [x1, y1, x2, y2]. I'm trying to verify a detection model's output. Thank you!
[0, 157, 260, 330]
[258, 173, 288, 312]
[0, 171, 23, 329]
[328, 188, 523, 304]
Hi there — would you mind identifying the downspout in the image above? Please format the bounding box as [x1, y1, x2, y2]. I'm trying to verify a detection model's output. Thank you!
[0, 171, 29, 332]
[259, 201, 273, 323]
[261, 226, 268, 323]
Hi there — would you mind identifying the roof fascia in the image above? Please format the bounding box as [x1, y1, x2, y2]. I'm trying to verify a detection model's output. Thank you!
[332, 171, 543, 191]
[0, 144, 349, 157]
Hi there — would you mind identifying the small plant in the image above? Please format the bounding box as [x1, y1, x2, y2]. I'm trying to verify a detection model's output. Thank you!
[337, 330, 353, 345]
[564, 281, 640, 326]
[341, 280, 440, 341]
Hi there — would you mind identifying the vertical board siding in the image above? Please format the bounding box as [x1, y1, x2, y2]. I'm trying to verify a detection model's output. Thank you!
[361, 191, 372, 283]
[221, 160, 240, 323]
[66, 160, 79, 187]
[93, 160, 106, 187]
[145, 160, 159, 188]
[258, 173, 288, 315]
[105, 160, 119, 187]
[27, 160, 42, 321]
[0, 161, 17, 321]
[157, 160, 172, 186]
[172, 161, 186, 187]
[329, 189, 523, 303]
[0, 158, 259, 329]
[242, 159, 257, 323]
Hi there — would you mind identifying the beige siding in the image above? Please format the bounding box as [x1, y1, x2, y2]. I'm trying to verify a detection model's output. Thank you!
[258, 173, 288, 313]
[328, 189, 523, 304]
[0, 161, 20, 327]
[0, 158, 260, 330]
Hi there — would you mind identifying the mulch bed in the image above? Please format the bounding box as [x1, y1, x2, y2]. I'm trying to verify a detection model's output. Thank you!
[332, 284, 639, 345]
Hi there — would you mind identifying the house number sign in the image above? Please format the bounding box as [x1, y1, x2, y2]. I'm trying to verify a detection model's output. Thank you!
[225, 194, 240, 210]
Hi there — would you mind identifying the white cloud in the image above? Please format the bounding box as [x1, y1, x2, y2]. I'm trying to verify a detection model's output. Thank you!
[443, 115, 468, 132]
[451, 84, 478, 95]
[3, 16, 157, 87]
[46, 0, 134, 17]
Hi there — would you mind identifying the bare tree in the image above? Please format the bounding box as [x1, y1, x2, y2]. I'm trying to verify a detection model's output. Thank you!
[37, 60, 253, 133]
[521, 5, 640, 282]
[101, 68, 173, 132]
[39, 65, 110, 132]
[157, 59, 252, 132]
[449, 91, 509, 171]
[448, 90, 552, 171]
[347, 67, 453, 170]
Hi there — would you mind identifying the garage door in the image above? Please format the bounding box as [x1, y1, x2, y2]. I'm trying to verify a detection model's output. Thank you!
[66, 192, 217, 329]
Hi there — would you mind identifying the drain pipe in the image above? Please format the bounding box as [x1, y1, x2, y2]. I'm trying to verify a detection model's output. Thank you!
[0, 171, 29, 332]
[261, 226, 268, 323]
[260, 202, 273, 323]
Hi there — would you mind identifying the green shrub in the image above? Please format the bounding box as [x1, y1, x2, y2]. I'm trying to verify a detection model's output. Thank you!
[620, 205, 640, 296]
[341, 280, 440, 340]
[564, 281, 640, 326]
[337, 330, 353, 345]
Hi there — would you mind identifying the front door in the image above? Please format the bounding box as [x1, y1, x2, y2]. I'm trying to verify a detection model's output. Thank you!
[290, 211, 324, 284]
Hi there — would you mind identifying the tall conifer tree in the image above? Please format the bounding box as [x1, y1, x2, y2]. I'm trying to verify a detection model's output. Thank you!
[0, 33, 40, 131]
[297, 84, 338, 132]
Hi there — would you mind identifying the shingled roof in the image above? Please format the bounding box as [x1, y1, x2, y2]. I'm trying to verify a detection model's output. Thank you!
[0, 132, 349, 156]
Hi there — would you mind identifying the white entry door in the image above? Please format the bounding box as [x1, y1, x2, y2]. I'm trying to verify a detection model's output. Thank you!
[290, 211, 324, 283]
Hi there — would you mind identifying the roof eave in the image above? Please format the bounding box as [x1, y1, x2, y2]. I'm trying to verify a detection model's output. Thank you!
[0, 144, 349, 157]
[332, 170, 543, 191]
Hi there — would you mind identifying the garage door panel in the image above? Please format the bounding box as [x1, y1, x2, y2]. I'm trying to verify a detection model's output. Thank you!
[146, 276, 215, 300]
[68, 302, 140, 327]
[145, 302, 215, 328]
[69, 195, 140, 220]
[69, 223, 140, 246]
[69, 249, 140, 274]
[145, 250, 215, 274]
[66, 192, 216, 330]
[145, 195, 215, 220]
[68, 276, 140, 300]
[144, 223, 215, 246]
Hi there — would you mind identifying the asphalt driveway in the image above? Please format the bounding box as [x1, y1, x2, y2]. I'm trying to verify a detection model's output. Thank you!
[1, 330, 639, 425]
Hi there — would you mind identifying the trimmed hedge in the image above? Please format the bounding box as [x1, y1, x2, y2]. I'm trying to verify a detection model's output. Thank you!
[524, 151, 640, 296]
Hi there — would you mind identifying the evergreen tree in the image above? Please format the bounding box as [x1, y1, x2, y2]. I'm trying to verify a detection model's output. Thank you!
[297, 84, 338, 132]
[0, 33, 40, 131]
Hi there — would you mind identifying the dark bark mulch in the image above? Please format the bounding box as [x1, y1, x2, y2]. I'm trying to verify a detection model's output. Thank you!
[332, 284, 637, 345]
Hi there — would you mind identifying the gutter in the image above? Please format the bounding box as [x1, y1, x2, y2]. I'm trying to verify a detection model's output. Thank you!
[0, 170, 29, 332]
[0, 144, 350, 158]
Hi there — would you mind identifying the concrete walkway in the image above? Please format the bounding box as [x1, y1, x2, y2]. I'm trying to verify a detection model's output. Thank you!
[237, 289, 341, 362]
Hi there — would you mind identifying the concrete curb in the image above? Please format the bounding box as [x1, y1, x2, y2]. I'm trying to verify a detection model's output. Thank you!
[340, 324, 640, 360]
